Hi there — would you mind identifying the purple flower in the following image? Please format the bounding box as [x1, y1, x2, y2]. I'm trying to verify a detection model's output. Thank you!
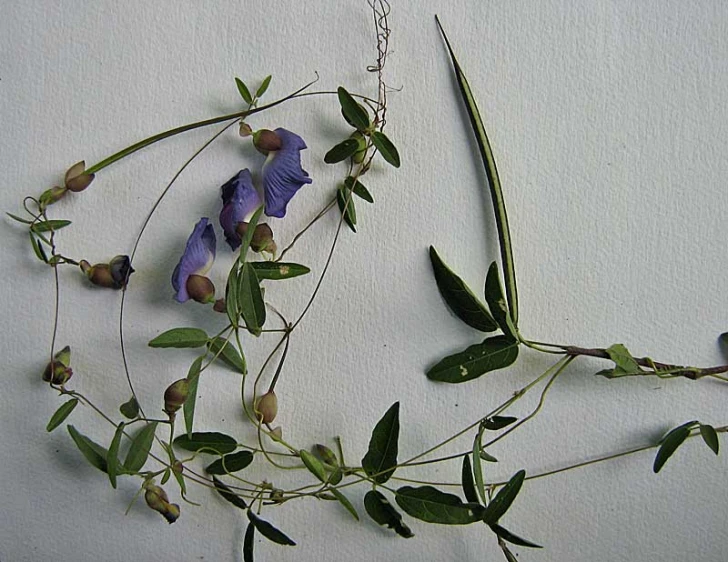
[219, 169, 262, 250]
[172, 218, 216, 303]
[262, 128, 312, 218]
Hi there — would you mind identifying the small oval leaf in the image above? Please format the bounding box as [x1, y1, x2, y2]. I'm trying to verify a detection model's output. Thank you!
[483, 416, 518, 431]
[239, 262, 266, 336]
[699, 424, 720, 455]
[427, 335, 519, 383]
[250, 261, 310, 280]
[370, 131, 400, 167]
[243, 521, 255, 562]
[207, 337, 246, 374]
[256, 75, 272, 98]
[324, 138, 360, 164]
[46, 399, 79, 432]
[336, 185, 357, 232]
[461, 456, 480, 504]
[123, 422, 157, 473]
[654, 421, 698, 473]
[482, 469, 526, 525]
[30, 219, 72, 233]
[247, 510, 296, 546]
[337, 86, 370, 131]
[119, 396, 139, 419]
[330, 488, 359, 520]
[67, 425, 109, 473]
[235, 77, 253, 104]
[149, 327, 209, 348]
[395, 486, 484, 525]
[174, 432, 238, 455]
[206, 450, 255, 475]
[345, 176, 374, 203]
[300, 449, 327, 482]
[213, 475, 248, 510]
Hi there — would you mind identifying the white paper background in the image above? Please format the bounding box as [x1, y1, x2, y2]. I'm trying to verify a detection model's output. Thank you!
[2, 1, 727, 561]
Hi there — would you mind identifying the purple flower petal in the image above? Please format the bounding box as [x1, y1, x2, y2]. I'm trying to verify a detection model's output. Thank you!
[172, 218, 216, 302]
[262, 128, 312, 218]
[220, 169, 262, 250]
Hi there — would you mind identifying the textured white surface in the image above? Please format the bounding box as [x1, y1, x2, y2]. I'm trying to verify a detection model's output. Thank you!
[2, 1, 728, 561]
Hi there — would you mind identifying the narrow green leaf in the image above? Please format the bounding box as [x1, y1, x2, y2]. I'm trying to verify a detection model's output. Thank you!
[239, 206, 264, 257]
[256, 75, 272, 98]
[337, 86, 370, 131]
[29, 232, 48, 263]
[207, 336, 246, 374]
[250, 261, 310, 280]
[239, 262, 266, 336]
[243, 521, 255, 562]
[489, 523, 542, 548]
[235, 77, 253, 104]
[483, 262, 518, 340]
[427, 335, 519, 383]
[7, 212, 33, 224]
[364, 490, 414, 538]
[436, 16, 518, 325]
[330, 489, 359, 520]
[107, 422, 125, 488]
[30, 219, 72, 233]
[148, 327, 209, 348]
[429, 246, 498, 332]
[119, 396, 139, 419]
[472, 429, 487, 505]
[482, 470, 526, 525]
[362, 402, 400, 484]
[344, 176, 374, 203]
[160, 468, 171, 485]
[370, 131, 400, 168]
[206, 450, 255, 475]
[46, 399, 78, 432]
[300, 449, 328, 482]
[247, 511, 296, 546]
[699, 424, 720, 455]
[213, 475, 248, 510]
[654, 421, 698, 473]
[461, 456, 480, 504]
[336, 185, 357, 232]
[123, 422, 157, 473]
[501, 544, 519, 562]
[395, 486, 484, 525]
[324, 138, 360, 164]
[483, 416, 518, 431]
[226, 260, 240, 325]
[605, 343, 641, 375]
[67, 425, 109, 473]
[184, 356, 203, 436]
[480, 450, 498, 462]
[174, 432, 238, 455]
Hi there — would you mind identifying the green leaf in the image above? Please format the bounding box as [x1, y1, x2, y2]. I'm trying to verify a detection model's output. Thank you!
[67, 425, 109, 473]
[461, 456, 480, 504]
[699, 424, 720, 455]
[29, 232, 48, 263]
[489, 523, 542, 548]
[7, 212, 33, 224]
[247, 511, 296, 546]
[46, 399, 78, 432]
[337, 86, 370, 131]
[364, 490, 414, 538]
[395, 486, 484, 525]
[482, 469, 526, 525]
[225, 259, 240, 325]
[483, 416, 518, 431]
[212, 475, 247, 510]
[206, 450, 255, 475]
[436, 17, 518, 325]
[300, 449, 328, 482]
[324, 138, 360, 164]
[427, 335, 519, 383]
[148, 327, 209, 348]
[174, 432, 238, 455]
[370, 131, 400, 167]
[654, 421, 698, 473]
[250, 261, 310, 280]
[362, 402, 400, 484]
[107, 422, 125, 489]
[429, 246, 498, 332]
[330, 488, 359, 520]
[472, 431, 487, 505]
[344, 176, 374, 203]
[123, 422, 157, 473]
[207, 336, 246, 374]
[239, 206, 264, 257]
[605, 343, 641, 375]
[336, 184, 357, 232]
[184, 356, 203, 436]
[480, 450, 498, 462]
[483, 262, 518, 340]
[235, 77, 253, 104]
[243, 521, 255, 562]
[119, 396, 139, 419]
[256, 75, 272, 98]
[30, 219, 72, 233]
[239, 262, 266, 336]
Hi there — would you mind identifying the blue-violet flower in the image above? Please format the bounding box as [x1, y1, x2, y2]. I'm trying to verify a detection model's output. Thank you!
[261, 128, 312, 218]
[219, 169, 263, 250]
[171, 218, 216, 303]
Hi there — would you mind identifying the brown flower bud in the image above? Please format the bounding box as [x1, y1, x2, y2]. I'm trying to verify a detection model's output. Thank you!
[39, 186, 68, 209]
[65, 173, 95, 193]
[253, 129, 282, 154]
[64, 161, 86, 184]
[144, 484, 180, 524]
[239, 122, 253, 137]
[80, 255, 134, 289]
[186, 274, 215, 303]
[213, 298, 227, 313]
[235, 222, 277, 254]
[255, 390, 278, 424]
[42, 346, 73, 385]
[163, 379, 189, 416]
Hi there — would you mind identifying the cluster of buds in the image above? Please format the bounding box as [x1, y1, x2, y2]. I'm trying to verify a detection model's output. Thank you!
[38, 161, 95, 210]
[143, 482, 180, 524]
[79, 255, 134, 290]
[42, 346, 73, 386]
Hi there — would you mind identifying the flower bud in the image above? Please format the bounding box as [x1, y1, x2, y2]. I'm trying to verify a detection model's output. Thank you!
[144, 484, 180, 524]
[255, 390, 278, 424]
[253, 129, 282, 154]
[313, 444, 338, 467]
[163, 379, 189, 416]
[80, 255, 134, 289]
[39, 186, 68, 209]
[186, 274, 216, 303]
[270, 426, 283, 442]
[42, 346, 73, 385]
[235, 222, 277, 254]
[64, 161, 95, 192]
[213, 298, 227, 313]
[239, 122, 253, 137]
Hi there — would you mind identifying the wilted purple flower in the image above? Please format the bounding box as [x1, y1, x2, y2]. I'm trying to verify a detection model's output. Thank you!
[219, 169, 262, 250]
[261, 128, 312, 218]
[171, 218, 216, 303]
[79, 255, 134, 289]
